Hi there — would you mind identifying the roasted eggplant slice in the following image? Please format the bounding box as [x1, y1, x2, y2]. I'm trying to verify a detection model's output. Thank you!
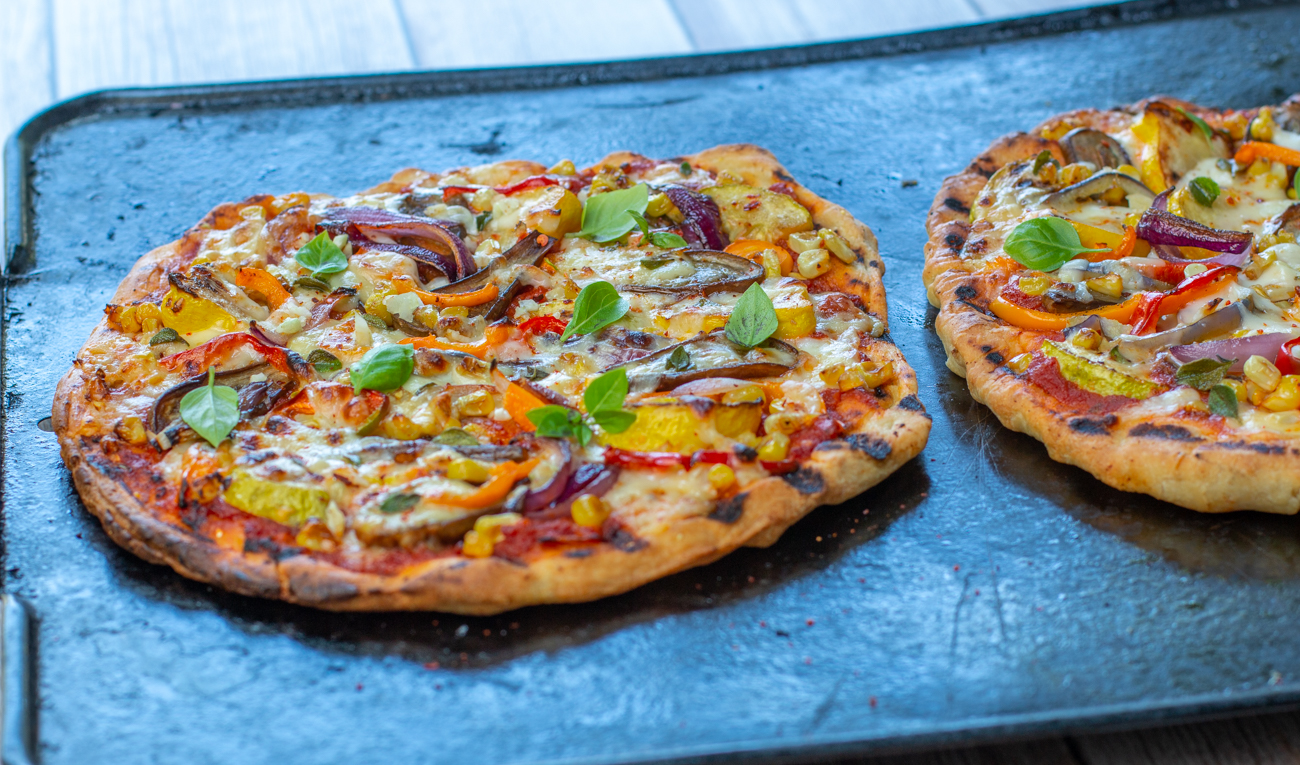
[1059, 128, 1131, 169]
[1044, 171, 1157, 213]
[606, 330, 800, 392]
[620, 249, 763, 296]
[169, 266, 270, 322]
[149, 362, 287, 434]
[1265, 204, 1300, 238]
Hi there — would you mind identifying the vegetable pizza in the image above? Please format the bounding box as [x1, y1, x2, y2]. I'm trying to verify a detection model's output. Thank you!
[54, 144, 930, 613]
[926, 96, 1300, 514]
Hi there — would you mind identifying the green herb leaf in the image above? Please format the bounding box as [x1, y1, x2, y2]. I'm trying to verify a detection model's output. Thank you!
[576, 183, 650, 243]
[725, 283, 779, 349]
[307, 349, 342, 376]
[178, 368, 240, 448]
[527, 405, 577, 438]
[649, 231, 688, 249]
[1003, 217, 1108, 271]
[294, 232, 349, 277]
[584, 368, 629, 414]
[666, 346, 691, 371]
[1189, 177, 1220, 207]
[349, 344, 414, 393]
[433, 427, 480, 446]
[361, 312, 388, 330]
[293, 275, 332, 292]
[475, 211, 492, 231]
[628, 210, 651, 238]
[591, 410, 636, 433]
[148, 327, 183, 346]
[1175, 106, 1215, 141]
[560, 281, 629, 342]
[1109, 347, 1129, 364]
[1176, 356, 1233, 391]
[680, 161, 691, 176]
[1208, 384, 1239, 418]
[640, 258, 672, 270]
[1032, 150, 1058, 175]
[379, 493, 419, 514]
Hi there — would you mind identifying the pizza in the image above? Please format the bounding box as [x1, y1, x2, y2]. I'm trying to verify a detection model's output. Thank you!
[54, 144, 930, 613]
[926, 95, 1300, 514]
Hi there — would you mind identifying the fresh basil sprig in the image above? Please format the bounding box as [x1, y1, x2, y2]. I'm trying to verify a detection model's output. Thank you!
[526, 368, 637, 447]
[349, 344, 414, 393]
[576, 183, 649, 243]
[179, 368, 240, 448]
[1175, 106, 1215, 141]
[294, 232, 349, 277]
[628, 210, 689, 249]
[679, 161, 691, 176]
[378, 493, 419, 515]
[560, 281, 629, 342]
[307, 349, 343, 376]
[1208, 384, 1239, 418]
[433, 428, 480, 446]
[1003, 217, 1107, 272]
[725, 283, 779, 349]
[1189, 177, 1220, 207]
[1032, 150, 1058, 175]
[1175, 357, 1232, 391]
[666, 346, 691, 372]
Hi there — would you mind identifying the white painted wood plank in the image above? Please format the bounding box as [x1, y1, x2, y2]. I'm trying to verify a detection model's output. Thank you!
[397, 0, 692, 69]
[1, 0, 54, 140]
[50, 0, 415, 99]
[670, 0, 980, 52]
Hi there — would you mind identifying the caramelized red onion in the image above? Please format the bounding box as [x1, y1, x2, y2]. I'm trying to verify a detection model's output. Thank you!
[1170, 332, 1294, 373]
[317, 206, 476, 280]
[1136, 207, 1253, 255]
[526, 461, 621, 518]
[663, 186, 727, 250]
[1151, 243, 1250, 269]
[523, 440, 573, 513]
[248, 321, 288, 347]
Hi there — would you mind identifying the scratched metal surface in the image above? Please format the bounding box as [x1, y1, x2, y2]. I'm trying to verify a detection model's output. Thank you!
[7, 3, 1300, 764]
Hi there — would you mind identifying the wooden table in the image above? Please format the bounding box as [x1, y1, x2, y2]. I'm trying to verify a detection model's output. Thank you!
[4, 1, 1299, 762]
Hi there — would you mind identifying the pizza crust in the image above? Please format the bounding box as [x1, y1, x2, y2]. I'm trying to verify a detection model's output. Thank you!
[55, 145, 931, 612]
[925, 98, 1300, 515]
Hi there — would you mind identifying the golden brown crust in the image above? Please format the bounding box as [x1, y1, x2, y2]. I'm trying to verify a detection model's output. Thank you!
[925, 99, 1300, 516]
[56, 144, 930, 612]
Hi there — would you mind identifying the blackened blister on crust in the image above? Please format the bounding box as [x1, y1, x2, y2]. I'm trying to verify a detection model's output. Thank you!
[945, 233, 965, 250]
[954, 284, 978, 300]
[943, 197, 971, 214]
[1212, 440, 1288, 455]
[986, 351, 1004, 364]
[1070, 415, 1118, 435]
[709, 493, 748, 523]
[607, 528, 648, 553]
[782, 468, 825, 495]
[897, 394, 926, 413]
[1129, 423, 1202, 442]
[958, 299, 998, 319]
[845, 434, 893, 460]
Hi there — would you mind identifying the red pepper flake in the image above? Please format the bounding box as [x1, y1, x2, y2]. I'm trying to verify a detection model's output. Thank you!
[869, 696, 878, 708]
[356, 683, 364, 691]
[760, 621, 767, 628]
[806, 619, 815, 626]
[537, 233, 550, 247]
[954, 565, 960, 571]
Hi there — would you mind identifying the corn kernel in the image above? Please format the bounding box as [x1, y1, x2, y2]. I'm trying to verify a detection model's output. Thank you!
[760, 249, 783, 279]
[707, 463, 736, 490]
[383, 413, 425, 441]
[1263, 375, 1300, 411]
[787, 231, 822, 254]
[861, 361, 894, 388]
[570, 495, 610, 529]
[1250, 109, 1276, 141]
[462, 530, 494, 558]
[1069, 327, 1102, 351]
[454, 390, 495, 418]
[1007, 353, 1032, 374]
[1244, 355, 1282, 392]
[721, 384, 765, 405]
[646, 192, 676, 219]
[364, 292, 393, 326]
[819, 364, 844, 387]
[838, 363, 868, 390]
[547, 159, 577, 175]
[765, 412, 807, 436]
[1182, 263, 1208, 279]
[820, 230, 855, 264]
[1249, 158, 1273, 177]
[114, 415, 148, 446]
[1085, 273, 1124, 300]
[713, 404, 763, 437]
[1247, 380, 1269, 406]
[295, 519, 337, 552]
[448, 458, 490, 484]
[414, 305, 439, 329]
[1017, 275, 1054, 297]
[1116, 164, 1140, 179]
[476, 512, 522, 537]
[796, 248, 832, 279]
[1060, 163, 1094, 186]
[1244, 247, 1277, 280]
[757, 432, 790, 462]
[1221, 379, 1248, 402]
[441, 306, 469, 321]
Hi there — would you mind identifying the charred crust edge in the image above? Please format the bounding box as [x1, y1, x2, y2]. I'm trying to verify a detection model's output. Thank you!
[708, 493, 747, 523]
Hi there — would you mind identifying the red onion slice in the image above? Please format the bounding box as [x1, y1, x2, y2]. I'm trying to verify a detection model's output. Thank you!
[248, 321, 288, 347]
[1137, 208, 1253, 255]
[664, 186, 727, 250]
[1170, 332, 1294, 372]
[318, 206, 476, 280]
[351, 241, 459, 281]
[523, 439, 573, 513]
[528, 463, 622, 519]
[1151, 243, 1249, 269]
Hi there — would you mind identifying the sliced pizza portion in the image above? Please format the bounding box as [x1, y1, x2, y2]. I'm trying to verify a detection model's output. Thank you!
[926, 95, 1300, 514]
[55, 144, 930, 613]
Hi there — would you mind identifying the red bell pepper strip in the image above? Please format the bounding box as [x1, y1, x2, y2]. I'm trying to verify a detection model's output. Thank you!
[1131, 265, 1239, 335]
[159, 332, 298, 377]
[518, 315, 568, 336]
[441, 175, 582, 201]
[1277, 336, 1300, 376]
[690, 450, 734, 467]
[602, 447, 692, 469]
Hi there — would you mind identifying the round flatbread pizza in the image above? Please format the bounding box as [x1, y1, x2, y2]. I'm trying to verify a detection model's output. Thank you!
[55, 144, 930, 613]
[926, 95, 1300, 515]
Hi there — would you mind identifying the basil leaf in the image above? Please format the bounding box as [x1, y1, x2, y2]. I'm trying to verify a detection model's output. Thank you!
[148, 327, 183, 346]
[576, 183, 649, 243]
[294, 275, 332, 292]
[666, 346, 691, 371]
[560, 281, 629, 342]
[361, 312, 388, 330]
[307, 349, 342, 376]
[1175, 106, 1215, 141]
[1003, 217, 1107, 272]
[725, 283, 779, 349]
[1189, 177, 1220, 207]
[1032, 150, 1057, 175]
[584, 368, 629, 414]
[591, 410, 636, 434]
[294, 232, 349, 277]
[574, 418, 595, 448]
[680, 161, 691, 176]
[649, 231, 688, 249]
[379, 493, 419, 515]
[527, 405, 576, 438]
[640, 258, 672, 270]
[628, 210, 651, 238]
[434, 427, 479, 446]
[1176, 357, 1232, 391]
[178, 368, 240, 448]
[1208, 384, 1239, 418]
[475, 211, 492, 231]
[349, 344, 414, 393]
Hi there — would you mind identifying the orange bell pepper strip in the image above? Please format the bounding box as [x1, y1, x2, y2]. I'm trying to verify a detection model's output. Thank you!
[503, 383, 549, 431]
[428, 459, 540, 509]
[236, 267, 291, 309]
[390, 276, 499, 307]
[725, 239, 793, 276]
[1234, 141, 1300, 167]
[398, 324, 512, 359]
[989, 292, 1151, 331]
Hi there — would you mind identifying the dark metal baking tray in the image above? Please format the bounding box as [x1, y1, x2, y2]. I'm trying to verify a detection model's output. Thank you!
[7, 1, 1300, 763]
